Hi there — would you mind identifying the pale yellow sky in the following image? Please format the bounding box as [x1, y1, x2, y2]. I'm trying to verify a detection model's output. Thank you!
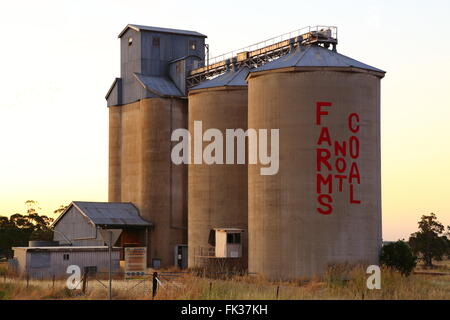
[0, 0, 449, 241]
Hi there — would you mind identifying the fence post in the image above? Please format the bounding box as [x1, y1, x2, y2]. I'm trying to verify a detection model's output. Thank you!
[152, 272, 158, 299]
[276, 286, 280, 300]
[82, 270, 88, 294]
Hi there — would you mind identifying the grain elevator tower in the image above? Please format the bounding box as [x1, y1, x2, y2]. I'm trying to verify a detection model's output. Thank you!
[105, 24, 207, 268]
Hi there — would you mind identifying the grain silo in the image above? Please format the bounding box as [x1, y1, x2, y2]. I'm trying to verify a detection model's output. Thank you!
[105, 24, 207, 268]
[187, 65, 249, 269]
[247, 42, 385, 280]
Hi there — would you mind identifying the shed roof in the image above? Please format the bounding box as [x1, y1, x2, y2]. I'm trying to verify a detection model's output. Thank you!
[118, 24, 207, 38]
[52, 202, 152, 228]
[250, 45, 385, 76]
[13, 246, 121, 252]
[134, 73, 184, 97]
[214, 228, 245, 232]
[190, 67, 249, 91]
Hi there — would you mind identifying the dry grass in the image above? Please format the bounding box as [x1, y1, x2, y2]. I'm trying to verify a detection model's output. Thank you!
[0, 263, 449, 300]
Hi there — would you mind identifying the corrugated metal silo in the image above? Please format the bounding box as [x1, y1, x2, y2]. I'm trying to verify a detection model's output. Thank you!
[188, 66, 249, 268]
[247, 45, 385, 280]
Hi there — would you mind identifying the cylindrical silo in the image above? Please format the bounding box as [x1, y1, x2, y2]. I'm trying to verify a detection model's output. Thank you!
[139, 97, 188, 267]
[247, 45, 385, 280]
[188, 66, 249, 269]
[110, 97, 188, 268]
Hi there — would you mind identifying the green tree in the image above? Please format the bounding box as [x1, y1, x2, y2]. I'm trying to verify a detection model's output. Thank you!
[380, 241, 417, 276]
[0, 201, 56, 258]
[408, 213, 450, 267]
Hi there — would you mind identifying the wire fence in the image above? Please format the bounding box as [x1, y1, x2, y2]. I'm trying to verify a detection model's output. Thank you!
[1, 268, 257, 299]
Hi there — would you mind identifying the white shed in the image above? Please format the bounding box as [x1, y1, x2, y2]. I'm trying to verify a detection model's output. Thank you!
[13, 246, 120, 278]
[214, 228, 244, 258]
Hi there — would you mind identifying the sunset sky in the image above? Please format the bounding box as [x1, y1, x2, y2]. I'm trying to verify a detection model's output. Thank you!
[0, 0, 449, 241]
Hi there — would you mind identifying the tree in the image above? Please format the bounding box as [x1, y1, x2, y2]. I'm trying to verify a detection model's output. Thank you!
[408, 213, 450, 267]
[53, 204, 68, 216]
[380, 241, 417, 276]
[0, 201, 56, 258]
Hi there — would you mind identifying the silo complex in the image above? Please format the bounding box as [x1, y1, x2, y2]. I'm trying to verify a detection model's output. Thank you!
[247, 45, 385, 280]
[105, 24, 385, 276]
[188, 67, 249, 268]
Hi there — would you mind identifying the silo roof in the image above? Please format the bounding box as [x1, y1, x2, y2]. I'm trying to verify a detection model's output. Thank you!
[133, 73, 183, 97]
[190, 67, 249, 91]
[250, 45, 385, 75]
[119, 24, 207, 38]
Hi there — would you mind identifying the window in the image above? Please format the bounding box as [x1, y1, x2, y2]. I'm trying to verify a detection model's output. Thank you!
[189, 40, 197, 51]
[152, 37, 160, 47]
[84, 266, 97, 275]
[63, 254, 69, 261]
[128, 37, 133, 46]
[227, 233, 241, 244]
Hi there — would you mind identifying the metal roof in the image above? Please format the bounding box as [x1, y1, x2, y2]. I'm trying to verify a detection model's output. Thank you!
[214, 228, 245, 232]
[190, 67, 249, 91]
[133, 73, 183, 97]
[251, 45, 385, 75]
[105, 78, 120, 100]
[118, 24, 207, 38]
[13, 246, 121, 252]
[53, 202, 152, 227]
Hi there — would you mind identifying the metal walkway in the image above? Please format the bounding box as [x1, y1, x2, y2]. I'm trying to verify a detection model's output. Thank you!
[186, 26, 338, 88]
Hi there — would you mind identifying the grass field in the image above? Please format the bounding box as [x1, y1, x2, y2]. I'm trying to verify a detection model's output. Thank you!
[0, 262, 449, 300]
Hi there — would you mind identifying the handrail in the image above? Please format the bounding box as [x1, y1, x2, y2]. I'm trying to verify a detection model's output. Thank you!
[201, 25, 337, 69]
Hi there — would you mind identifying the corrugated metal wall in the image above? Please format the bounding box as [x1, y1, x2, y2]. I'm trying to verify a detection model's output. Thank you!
[24, 250, 120, 278]
[53, 207, 103, 246]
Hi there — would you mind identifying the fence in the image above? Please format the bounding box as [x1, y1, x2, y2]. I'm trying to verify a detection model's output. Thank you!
[1, 267, 262, 300]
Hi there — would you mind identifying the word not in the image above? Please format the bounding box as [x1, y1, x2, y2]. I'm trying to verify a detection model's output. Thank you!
[316, 102, 362, 214]
[171, 121, 279, 175]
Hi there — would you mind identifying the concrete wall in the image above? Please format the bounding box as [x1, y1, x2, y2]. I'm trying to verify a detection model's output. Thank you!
[108, 97, 188, 268]
[247, 70, 382, 280]
[187, 87, 248, 268]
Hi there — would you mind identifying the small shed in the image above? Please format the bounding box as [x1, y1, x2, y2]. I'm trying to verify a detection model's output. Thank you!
[52, 201, 152, 249]
[214, 228, 244, 258]
[13, 246, 120, 278]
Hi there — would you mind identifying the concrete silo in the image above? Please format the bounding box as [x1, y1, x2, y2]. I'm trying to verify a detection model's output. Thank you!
[105, 24, 207, 268]
[247, 44, 385, 280]
[188, 66, 249, 268]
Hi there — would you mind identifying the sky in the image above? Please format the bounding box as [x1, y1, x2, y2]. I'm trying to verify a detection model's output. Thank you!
[0, 0, 449, 241]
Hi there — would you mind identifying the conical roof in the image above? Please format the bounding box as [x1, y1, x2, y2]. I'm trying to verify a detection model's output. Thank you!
[190, 66, 249, 91]
[250, 45, 385, 76]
